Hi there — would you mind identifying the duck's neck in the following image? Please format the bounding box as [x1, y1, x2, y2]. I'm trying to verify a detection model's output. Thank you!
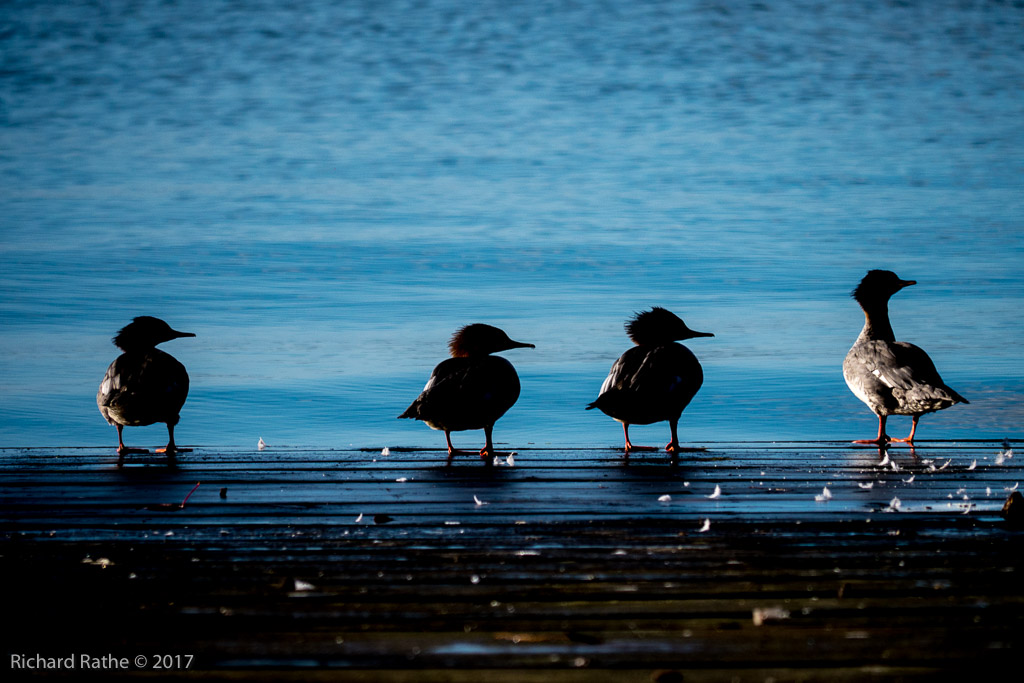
[857, 301, 895, 342]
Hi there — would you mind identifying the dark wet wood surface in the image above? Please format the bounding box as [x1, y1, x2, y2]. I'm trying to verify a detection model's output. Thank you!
[1, 442, 1021, 681]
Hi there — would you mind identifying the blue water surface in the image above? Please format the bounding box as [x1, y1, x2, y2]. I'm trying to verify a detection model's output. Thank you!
[1, 0, 1022, 449]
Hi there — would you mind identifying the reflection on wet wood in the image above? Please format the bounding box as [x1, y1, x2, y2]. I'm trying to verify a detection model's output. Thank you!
[1, 442, 1021, 680]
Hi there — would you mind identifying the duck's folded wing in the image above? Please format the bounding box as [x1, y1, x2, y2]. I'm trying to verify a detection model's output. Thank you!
[861, 341, 966, 408]
[402, 357, 520, 429]
[598, 348, 645, 396]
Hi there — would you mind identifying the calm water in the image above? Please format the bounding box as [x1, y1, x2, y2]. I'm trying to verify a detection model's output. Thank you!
[2, 0, 1022, 450]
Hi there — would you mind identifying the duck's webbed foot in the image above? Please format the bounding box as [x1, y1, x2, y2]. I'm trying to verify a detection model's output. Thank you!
[890, 416, 920, 445]
[622, 424, 657, 453]
[115, 425, 149, 456]
[156, 425, 189, 457]
[852, 437, 890, 445]
[853, 416, 890, 446]
[445, 448, 472, 466]
[155, 446, 192, 455]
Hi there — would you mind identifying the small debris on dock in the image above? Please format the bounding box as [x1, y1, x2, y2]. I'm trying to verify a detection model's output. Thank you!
[752, 606, 790, 626]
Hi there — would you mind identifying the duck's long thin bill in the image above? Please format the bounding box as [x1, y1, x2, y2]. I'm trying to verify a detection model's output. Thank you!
[173, 330, 197, 338]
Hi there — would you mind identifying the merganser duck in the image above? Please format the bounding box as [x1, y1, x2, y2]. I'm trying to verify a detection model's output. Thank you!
[587, 307, 713, 462]
[97, 317, 194, 462]
[843, 270, 968, 445]
[399, 324, 534, 465]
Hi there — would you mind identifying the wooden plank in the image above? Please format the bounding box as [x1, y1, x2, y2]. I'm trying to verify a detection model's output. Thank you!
[1, 443, 1021, 680]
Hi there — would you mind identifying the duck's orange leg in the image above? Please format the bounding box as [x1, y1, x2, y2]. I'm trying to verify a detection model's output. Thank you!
[155, 423, 191, 456]
[665, 418, 681, 465]
[445, 431, 465, 466]
[853, 415, 891, 445]
[623, 424, 657, 453]
[890, 415, 920, 444]
[115, 425, 149, 465]
[478, 424, 496, 463]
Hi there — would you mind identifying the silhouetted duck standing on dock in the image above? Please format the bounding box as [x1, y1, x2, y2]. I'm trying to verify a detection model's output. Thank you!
[97, 317, 195, 463]
[588, 307, 713, 463]
[843, 270, 968, 445]
[399, 324, 534, 465]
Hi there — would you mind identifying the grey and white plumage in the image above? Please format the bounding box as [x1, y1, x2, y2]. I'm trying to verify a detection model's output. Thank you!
[843, 270, 968, 444]
[97, 316, 194, 460]
[588, 307, 712, 460]
[399, 324, 534, 464]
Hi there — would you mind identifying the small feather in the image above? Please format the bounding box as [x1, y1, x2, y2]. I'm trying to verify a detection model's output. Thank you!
[858, 482, 874, 490]
[967, 460, 977, 471]
[752, 607, 790, 626]
[474, 495, 487, 506]
[815, 487, 832, 502]
[708, 485, 722, 499]
[658, 494, 671, 502]
[698, 519, 710, 532]
[257, 437, 266, 450]
[381, 447, 390, 456]
[903, 475, 915, 484]
[355, 513, 363, 523]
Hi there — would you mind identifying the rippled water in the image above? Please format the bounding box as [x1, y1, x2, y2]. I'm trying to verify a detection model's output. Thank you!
[2, 0, 1022, 449]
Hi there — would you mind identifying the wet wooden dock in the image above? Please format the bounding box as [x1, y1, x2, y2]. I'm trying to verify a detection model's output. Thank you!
[2, 442, 1021, 681]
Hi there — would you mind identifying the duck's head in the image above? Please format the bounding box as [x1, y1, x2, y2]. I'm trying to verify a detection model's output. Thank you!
[626, 307, 713, 345]
[113, 316, 195, 352]
[851, 270, 916, 306]
[448, 324, 535, 358]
